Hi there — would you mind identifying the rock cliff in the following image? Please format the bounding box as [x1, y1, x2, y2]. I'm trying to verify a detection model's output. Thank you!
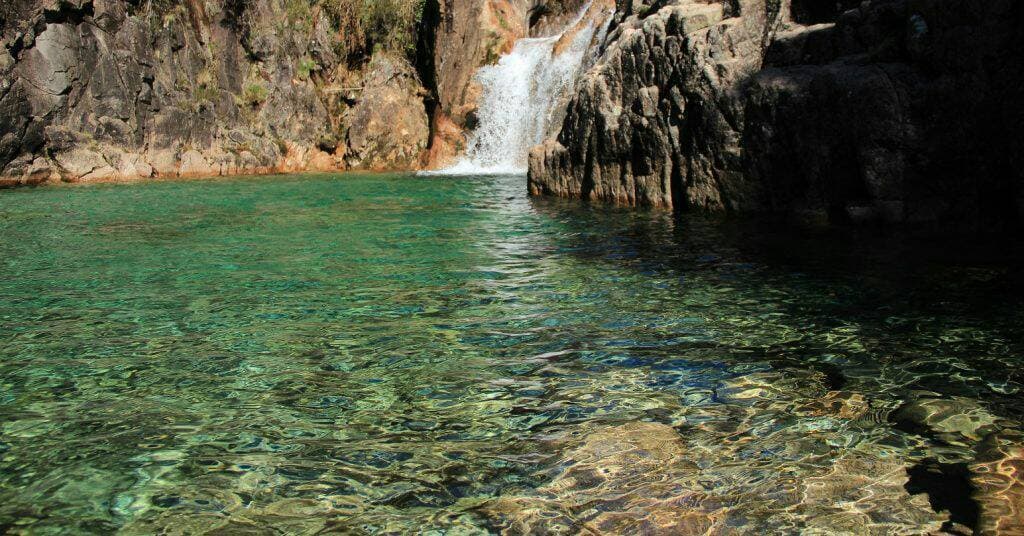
[0, 0, 432, 185]
[528, 0, 1024, 227]
[0, 0, 595, 184]
[6, 0, 1022, 228]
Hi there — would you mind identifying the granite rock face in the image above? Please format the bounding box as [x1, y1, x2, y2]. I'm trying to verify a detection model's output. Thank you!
[528, 0, 1024, 227]
[343, 54, 429, 170]
[0, 0, 432, 185]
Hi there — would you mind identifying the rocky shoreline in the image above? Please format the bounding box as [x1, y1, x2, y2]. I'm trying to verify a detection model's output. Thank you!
[3, 0, 1022, 220]
[0, 0, 593, 187]
[0, 0, 436, 187]
[528, 0, 1024, 228]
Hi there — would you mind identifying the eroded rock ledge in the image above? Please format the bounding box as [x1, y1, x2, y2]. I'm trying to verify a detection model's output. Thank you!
[528, 0, 1024, 227]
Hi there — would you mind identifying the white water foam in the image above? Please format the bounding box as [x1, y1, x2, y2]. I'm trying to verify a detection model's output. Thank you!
[423, 5, 601, 176]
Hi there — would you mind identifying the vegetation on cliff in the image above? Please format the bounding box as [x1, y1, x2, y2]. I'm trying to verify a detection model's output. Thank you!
[0, 0, 434, 184]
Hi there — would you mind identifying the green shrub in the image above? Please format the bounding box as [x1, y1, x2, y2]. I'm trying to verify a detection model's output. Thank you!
[240, 83, 269, 107]
[359, 0, 425, 55]
[321, 0, 426, 60]
[286, 0, 313, 27]
[297, 56, 319, 80]
[194, 84, 220, 105]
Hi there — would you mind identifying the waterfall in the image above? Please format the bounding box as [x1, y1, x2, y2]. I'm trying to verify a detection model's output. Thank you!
[428, 5, 602, 176]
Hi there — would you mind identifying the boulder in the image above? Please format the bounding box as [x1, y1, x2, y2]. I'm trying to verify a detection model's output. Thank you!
[479, 419, 949, 534]
[480, 422, 715, 534]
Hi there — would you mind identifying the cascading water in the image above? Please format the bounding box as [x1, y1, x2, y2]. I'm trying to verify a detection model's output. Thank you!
[429, 6, 604, 176]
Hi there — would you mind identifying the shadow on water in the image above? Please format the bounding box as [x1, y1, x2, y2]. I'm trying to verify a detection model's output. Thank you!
[906, 460, 979, 533]
[528, 194, 1024, 417]
[523, 194, 1024, 532]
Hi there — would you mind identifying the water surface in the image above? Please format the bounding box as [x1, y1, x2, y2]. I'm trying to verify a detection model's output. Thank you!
[1, 173, 1022, 534]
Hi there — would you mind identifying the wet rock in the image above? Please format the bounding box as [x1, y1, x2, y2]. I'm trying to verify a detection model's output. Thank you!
[0, 155, 53, 187]
[892, 394, 1004, 444]
[529, 0, 1024, 228]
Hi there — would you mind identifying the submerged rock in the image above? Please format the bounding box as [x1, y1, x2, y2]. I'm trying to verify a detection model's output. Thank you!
[714, 369, 829, 406]
[892, 394, 1004, 444]
[794, 390, 890, 423]
[481, 422, 714, 534]
[481, 420, 948, 534]
[802, 453, 947, 534]
[971, 431, 1024, 535]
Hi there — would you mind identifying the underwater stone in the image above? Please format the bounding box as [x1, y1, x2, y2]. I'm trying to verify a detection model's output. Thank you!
[971, 431, 1024, 535]
[892, 395, 1003, 444]
[480, 422, 712, 534]
[714, 370, 829, 406]
[794, 390, 874, 421]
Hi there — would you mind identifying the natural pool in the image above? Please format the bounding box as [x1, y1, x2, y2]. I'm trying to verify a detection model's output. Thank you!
[0, 173, 1022, 534]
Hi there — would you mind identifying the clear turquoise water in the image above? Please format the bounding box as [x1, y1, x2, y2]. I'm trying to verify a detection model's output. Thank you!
[0, 173, 1022, 534]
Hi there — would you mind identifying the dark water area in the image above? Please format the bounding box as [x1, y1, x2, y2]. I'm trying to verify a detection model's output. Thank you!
[0, 173, 1021, 534]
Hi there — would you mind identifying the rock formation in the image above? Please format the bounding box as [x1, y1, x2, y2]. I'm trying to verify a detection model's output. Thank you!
[528, 0, 1024, 227]
[0, 0, 432, 185]
[0, 0, 603, 184]
[4, 0, 1022, 228]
